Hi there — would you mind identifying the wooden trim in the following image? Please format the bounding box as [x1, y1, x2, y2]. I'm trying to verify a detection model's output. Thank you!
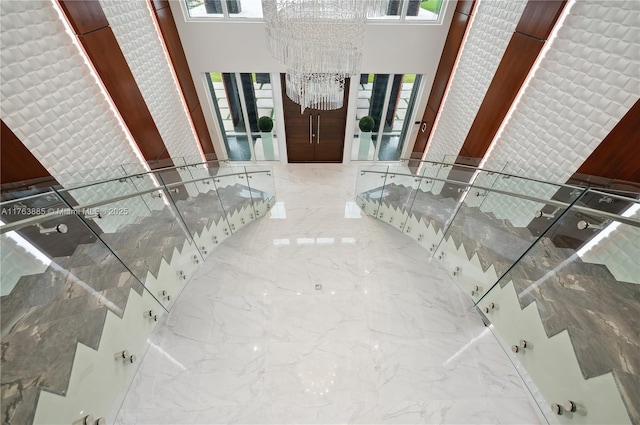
[455, 0, 475, 16]
[412, 1, 476, 156]
[79, 28, 170, 162]
[150, 0, 170, 11]
[1, 121, 54, 185]
[574, 99, 640, 183]
[516, 0, 567, 40]
[59, 0, 172, 164]
[455, 0, 568, 163]
[58, 0, 109, 35]
[191, 104, 217, 156]
[152, 1, 217, 158]
[459, 33, 543, 159]
[153, 4, 200, 112]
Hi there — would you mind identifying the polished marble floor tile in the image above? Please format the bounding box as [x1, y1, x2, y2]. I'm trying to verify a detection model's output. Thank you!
[115, 164, 541, 424]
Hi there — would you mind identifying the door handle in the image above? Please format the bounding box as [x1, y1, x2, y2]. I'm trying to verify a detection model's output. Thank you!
[317, 114, 320, 144]
[309, 114, 312, 144]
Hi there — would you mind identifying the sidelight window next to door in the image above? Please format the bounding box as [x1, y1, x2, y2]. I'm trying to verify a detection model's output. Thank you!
[206, 72, 279, 161]
[352, 73, 422, 162]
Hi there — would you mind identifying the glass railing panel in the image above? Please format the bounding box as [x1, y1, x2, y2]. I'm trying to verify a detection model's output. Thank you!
[465, 169, 504, 209]
[432, 156, 509, 199]
[1, 192, 165, 425]
[55, 164, 135, 188]
[478, 171, 579, 230]
[477, 191, 639, 425]
[243, 166, 276, 219]
[383, 170, 463, 254]
[0, 176, 60, 200]
[425, 161, 458, 195]
[54, 174, 200, 311]
[154, 167, 205, 238]
[438, 172, 586, 302]
[378, 167, 416, 232]
[212, 170, 254, 234]
[355, 166, 389, 217]
[154, 166, 228, 260]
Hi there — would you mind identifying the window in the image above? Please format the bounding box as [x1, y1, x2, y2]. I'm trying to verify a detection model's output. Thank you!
[369, 0, 445, 22]
[352, 73, 423, 161]
[185, 0, 263, 19]
[185, 0, 444, 22]
[206, 72, 279, 161]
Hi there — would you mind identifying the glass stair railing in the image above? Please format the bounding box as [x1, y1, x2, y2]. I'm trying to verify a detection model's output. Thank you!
[0, 160, 276, 425]
[356, 161, 639, 425]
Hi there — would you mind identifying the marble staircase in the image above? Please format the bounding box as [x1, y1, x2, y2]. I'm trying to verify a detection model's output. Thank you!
[1, 182, 274, 425]
[357, 182, 639, 423]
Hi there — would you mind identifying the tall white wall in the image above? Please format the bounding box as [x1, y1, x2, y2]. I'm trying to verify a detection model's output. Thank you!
[425, 0, 528, 162]
[99, 0, 203, 160]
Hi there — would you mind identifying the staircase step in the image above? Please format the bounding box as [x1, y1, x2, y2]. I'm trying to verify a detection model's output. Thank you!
[0, 180, 274, 425]
[1, 307, 109, 425]
[363, 179, 640, 422]
[8, 285, 131, 334]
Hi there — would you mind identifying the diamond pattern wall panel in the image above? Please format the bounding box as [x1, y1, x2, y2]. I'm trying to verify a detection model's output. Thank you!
[481, 0, 639, 227]
[0, 1, 143, 183]
[479, 178, 555, 228]
[484, 0, 639, 182]
[99, 0, 201, 160]
[425, 0, 528, 162]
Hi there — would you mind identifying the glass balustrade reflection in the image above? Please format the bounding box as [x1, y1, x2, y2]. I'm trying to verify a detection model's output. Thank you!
[216, 169, 257, 233]
[374, 167, 417, 231]
[54, 173, 202, 311]
[437, 172, 587, 302]
[355, 166, 390, 217]
[0, 192, 165, 425]
[154, 166, 228, 260]
[243, 166, 277, 219]
[477, 190, 639, 425]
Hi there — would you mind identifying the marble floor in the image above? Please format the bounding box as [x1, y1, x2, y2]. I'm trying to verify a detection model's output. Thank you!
[114, 164, 541, 424]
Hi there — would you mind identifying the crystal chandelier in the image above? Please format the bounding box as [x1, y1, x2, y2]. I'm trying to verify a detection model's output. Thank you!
[263, 0, 385, 112]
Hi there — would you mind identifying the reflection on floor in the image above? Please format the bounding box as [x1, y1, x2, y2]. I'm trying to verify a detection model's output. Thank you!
[225, 135, 252, 161]
[114, 164, 541, 424]
[226, 135, 279, 162]
[351, 135, 402, 162]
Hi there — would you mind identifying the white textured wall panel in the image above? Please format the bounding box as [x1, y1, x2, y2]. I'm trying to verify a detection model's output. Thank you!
[0, 1, 143, 180]
[0, 0, 153, 232]
[99, 0, 202, 161]
[481, 0, 639, 226]
[425, 0, 528, 162]
[484, 0, 639, 181]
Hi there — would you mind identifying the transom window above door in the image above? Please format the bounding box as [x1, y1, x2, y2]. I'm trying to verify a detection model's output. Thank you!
[183, 0, 445, 22]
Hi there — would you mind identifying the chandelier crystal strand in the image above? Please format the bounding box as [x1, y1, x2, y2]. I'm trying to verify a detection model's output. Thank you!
[263, 0, 385, 112]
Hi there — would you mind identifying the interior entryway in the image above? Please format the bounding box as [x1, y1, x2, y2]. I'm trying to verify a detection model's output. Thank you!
[281, 74, 349, 163]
